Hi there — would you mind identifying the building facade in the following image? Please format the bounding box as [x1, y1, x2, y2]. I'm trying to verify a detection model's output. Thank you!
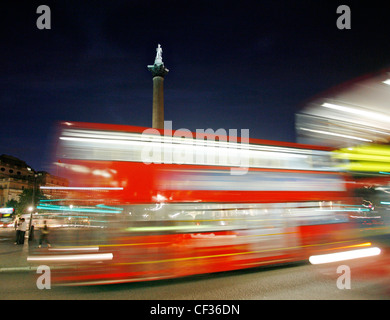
[0, 154, 68, 207]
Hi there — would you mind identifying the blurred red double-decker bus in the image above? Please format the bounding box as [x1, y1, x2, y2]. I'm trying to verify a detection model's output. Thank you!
[28, 121, 367, 285]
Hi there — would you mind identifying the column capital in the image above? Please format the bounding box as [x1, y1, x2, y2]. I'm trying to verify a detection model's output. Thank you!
[147, 63, 169, 78]
[148, 44, 169, 77]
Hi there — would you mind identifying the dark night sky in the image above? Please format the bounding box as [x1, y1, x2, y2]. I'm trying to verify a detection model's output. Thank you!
[1, 0, 390, 172]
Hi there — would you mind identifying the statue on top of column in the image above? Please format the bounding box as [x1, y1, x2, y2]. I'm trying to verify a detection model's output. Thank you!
[155, 44, 163, 64]
[148, 43, 169, 77]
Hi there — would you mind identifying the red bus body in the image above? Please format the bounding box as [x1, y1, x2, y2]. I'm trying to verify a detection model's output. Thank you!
[29, 121, 363, 285]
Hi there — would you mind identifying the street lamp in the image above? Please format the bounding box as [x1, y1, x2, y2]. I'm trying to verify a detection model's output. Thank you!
[27, 173, 38, 240]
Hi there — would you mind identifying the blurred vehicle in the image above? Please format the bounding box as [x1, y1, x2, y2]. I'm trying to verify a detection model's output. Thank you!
[349, 176, 390, 232]
[27, 121, 367, 285]
[0, 207, 15, 228]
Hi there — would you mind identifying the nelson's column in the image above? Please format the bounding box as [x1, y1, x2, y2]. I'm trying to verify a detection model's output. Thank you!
[148, 44, 169, 129]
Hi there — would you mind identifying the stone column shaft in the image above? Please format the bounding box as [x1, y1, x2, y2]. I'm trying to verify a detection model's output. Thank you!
[152, 76, 164, 129]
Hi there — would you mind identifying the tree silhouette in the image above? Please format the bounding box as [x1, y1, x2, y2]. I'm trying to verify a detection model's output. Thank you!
[14, 188, 47, 216]
[5, 199, 18, 209]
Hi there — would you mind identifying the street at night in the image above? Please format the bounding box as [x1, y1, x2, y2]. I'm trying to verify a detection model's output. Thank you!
[1, 259, 388, 300]
[1, 228, 390, 301]
[0, 254, 390, 300]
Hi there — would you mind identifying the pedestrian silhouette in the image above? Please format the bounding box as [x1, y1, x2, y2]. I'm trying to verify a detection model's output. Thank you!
[38, 220, 51, 248]
[29, 224, 35, 241]
[14, 218, 21, 244]
[15, 218, 27, 244]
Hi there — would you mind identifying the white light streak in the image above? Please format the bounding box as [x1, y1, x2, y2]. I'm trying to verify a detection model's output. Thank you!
[299, 127, 372, 142]
[60, 129, 325, 156]
[49, 247, 99, 252]
[309, 247, 381, 265]
[322, 102, 390, 123]
[39, 186, 123, 190]
[27, 253, 113, 262]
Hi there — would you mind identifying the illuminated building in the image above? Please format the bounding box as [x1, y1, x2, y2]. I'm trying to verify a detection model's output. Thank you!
[0, 154, 34, 180]
[0, 154, 68, 206]
[35, 171, 69, 200]
[0, 155, 35, 206]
